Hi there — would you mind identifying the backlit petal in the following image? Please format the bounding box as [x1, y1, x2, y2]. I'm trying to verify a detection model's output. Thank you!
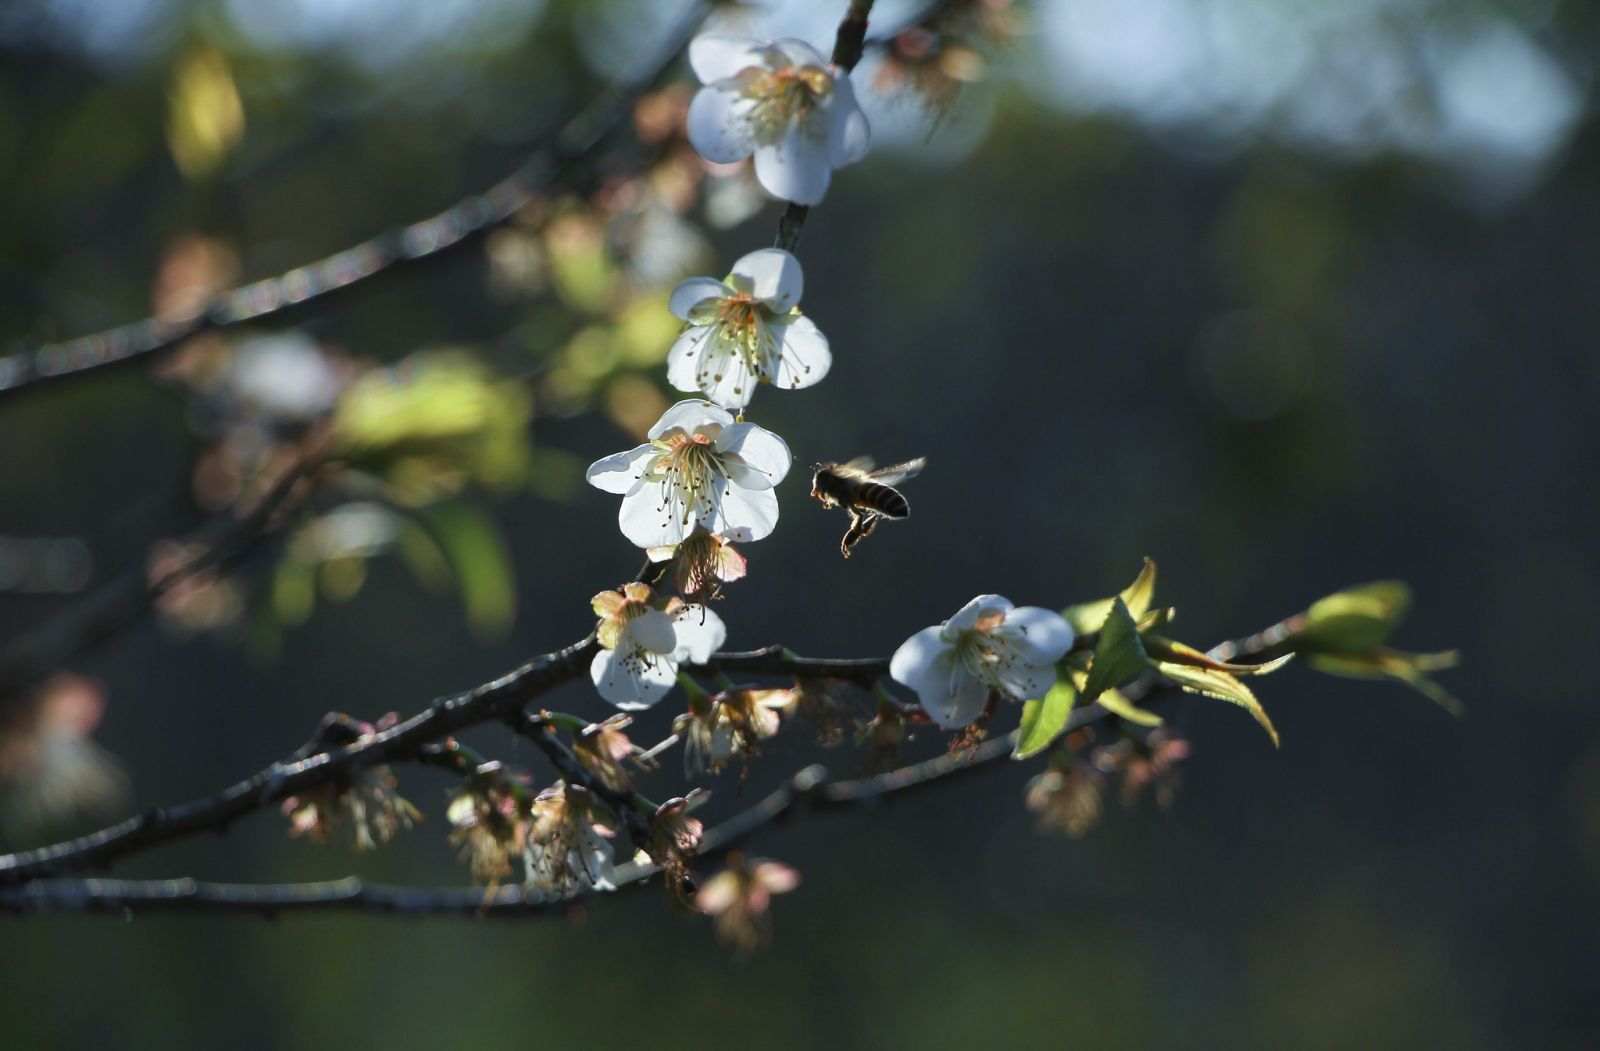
[618, 485, 690, 548]
[628, 607, 677, 655]
[753, 124, 831, 204]
[713, 483, 779, 542]
[687, 86, 758, 165]
[995, 607, 1076, 666]
[942, 594, 1014, 639]
[715, 422, 791, 486]
[773, 315, 830, 390]
[670, 604, 727, 663]
[668, 277, 731, 320]
[587, 445, 657, 494]
[729, 248, 803, 310]
[592, 648, 677, 710]
[648, 399, 735, 440]
[825, 73, 871, 167]
[689, 35, 770, 84]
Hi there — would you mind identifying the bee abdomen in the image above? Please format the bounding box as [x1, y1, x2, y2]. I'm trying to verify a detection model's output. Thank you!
[857, 482, 910, 518]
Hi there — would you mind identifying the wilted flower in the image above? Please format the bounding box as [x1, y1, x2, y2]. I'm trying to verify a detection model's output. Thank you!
[284, 766, 422, 851]
[446, 761, 531, 883]
[695, 851, 800, 951]
[647, 529, 748, 603]
[524, 782, 617, 898]
[1096, 730, 1192, 809]
[586, 399, 791, 548]
[855, 695, 912, 770]
[0, 674, 126, 834]
[782, 677, 864, 748]
[687, 36, 871, 205]
[590, 583, 727, 709]
[1025, 764, 1104, 839]
[665, 248, 829, 410]
[573, 714, 649, 793]
[281, 714, 422, 850]
[890, 594, 1075, 729]
[676, 687, 790, 776]
[644, 791, 707, 893]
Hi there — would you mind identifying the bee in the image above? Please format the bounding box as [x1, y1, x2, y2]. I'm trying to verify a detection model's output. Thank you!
[808, 456, 926, 558]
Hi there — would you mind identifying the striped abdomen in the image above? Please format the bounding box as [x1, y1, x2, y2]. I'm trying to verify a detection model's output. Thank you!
[854, 481, 909, 518]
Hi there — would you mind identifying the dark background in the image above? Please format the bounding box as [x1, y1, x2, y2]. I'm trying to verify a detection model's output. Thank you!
[2, 0, 1598, 1047]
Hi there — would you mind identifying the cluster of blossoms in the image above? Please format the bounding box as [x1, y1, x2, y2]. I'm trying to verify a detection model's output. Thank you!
[281, 713, 423, 851]
[585, 27, 873, 712]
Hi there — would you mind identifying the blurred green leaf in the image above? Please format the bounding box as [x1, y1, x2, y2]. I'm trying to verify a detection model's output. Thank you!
[1081, 597, 1149, 705]
[271, 558, 316, 627]
[423, 501, 516, 641]
[1014, 675, 1076, 759]
[165, 44, 244, 181]
[1308, 649, 1463, 716]
[1297, 581, 1412, 654]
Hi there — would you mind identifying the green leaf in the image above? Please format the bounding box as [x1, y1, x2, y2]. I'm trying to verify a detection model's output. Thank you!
[1081, 598, 1150, 705]
[1143, 634, 1294, 676]
[1157, 662, 1280, 747]
[1296, 581, 1412, 655]
[423, 501, 517, 641]
[1096, 687, 1163, 727]
[1014, 675, 1077, 760]
[1062, 558, 1158, 634]
[1307, 649, 1463, 716]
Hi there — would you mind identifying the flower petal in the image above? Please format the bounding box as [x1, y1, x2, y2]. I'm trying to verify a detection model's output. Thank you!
[772, 37, 827, 69]
[649, 399, 735, 440]
[618, 485, 690, 548]
[890, 626, 949, 688]
[994, 660, 1059, 703]
[668, 277, 731, 320]
[715, 422, 791, 487]
[671, 604, 727, 663]
[773, 315, 831, 390]
[996, 607, 1076, 666]
[753, 125, 831, 205]
[696, 335, 759, 410]
[628, 607, 678, 655]
[712, 483, 779, 542]
[587, 445, 657, 495]
[825, 73, 871, 168]
[892, 638, 990, 729]
[687, 85, 758, 165]
[591, 648, 676, 710]
[942, 594, 1014, 639]
[729, 248, 803, 310]
[666, 326, 716, 396]
[688, 34, 769, 84]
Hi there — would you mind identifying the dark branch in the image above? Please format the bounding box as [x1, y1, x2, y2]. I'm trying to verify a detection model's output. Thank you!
[0, 705, 1106, 916]
[0, 636, 598, 884]
[0, 2, 709, 400]
[0, 452, 329, 704]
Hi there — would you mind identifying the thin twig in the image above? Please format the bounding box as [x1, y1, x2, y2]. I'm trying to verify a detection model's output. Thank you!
[0, 452, 329, 704]
[0, 2, 710, 399]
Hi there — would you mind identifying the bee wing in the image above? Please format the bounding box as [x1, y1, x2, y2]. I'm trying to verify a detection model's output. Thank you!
[866, 457, 926, 486]
[839, 455, 875, 475]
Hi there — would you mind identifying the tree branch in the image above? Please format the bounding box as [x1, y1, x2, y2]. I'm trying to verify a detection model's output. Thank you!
[0, 705, 1104, 916]
[0, 452, 329, 704]
[0, 2, 710, 400]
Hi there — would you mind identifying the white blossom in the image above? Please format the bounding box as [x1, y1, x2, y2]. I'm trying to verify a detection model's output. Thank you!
[589, 583, 727, 710]
[586, 400, 791, 549]
[666, 248, 830, 410]
[687, 35, 871, 205]
[889, 595, 1076, 729]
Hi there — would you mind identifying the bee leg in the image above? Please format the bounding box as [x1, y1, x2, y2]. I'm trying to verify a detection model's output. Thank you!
[840, 510, 879, 559]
